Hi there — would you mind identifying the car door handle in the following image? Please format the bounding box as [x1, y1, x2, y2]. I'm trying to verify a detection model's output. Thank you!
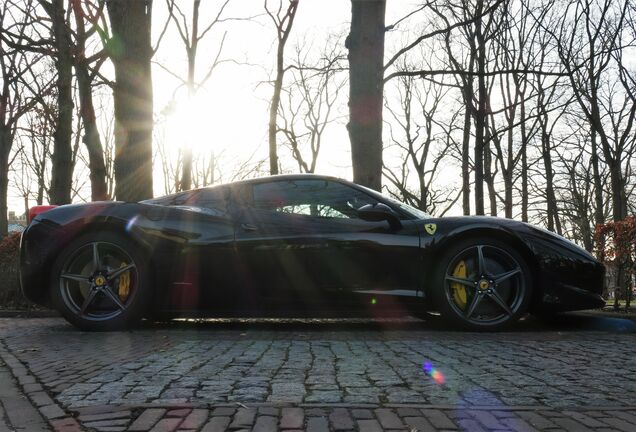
[241, 223, 258, 232]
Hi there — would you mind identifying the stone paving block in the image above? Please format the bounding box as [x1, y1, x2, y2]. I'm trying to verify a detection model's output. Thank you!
[403, 416, 436, 432]
[305, 408, 327, 416]
[258, 406, 278, 416]
[39, 403, 66, 419]
[166, 408, 191, 417]
[129, 408, 166, 431]
[457, 418, 487, 432]
[306, 416, 329, 432]
[551, 416, 595, 431]
[562, 410, 608, 428]
[280, 407, 304, 429]
[515, 411, 557, 429]
[78, 410, 132, 422]
[356, 419, 383, 432]
[599, 417, 636, 432]
[149, 417, 182, 432]
[23, 382, 43, 393]
[613, 411, 636, 423]
[329, 407, 354, 430]
[179, 408, 208, 429]
[467, 409, 505, 429]
[500, 416, 540, 432]
[375, 408, 404, 429]
[201, 416, 231, 432]
[397, 407, 421, 417]
[82, 418, 129, 428]
[29, 390, 55, 407]
[229, 407, 257, 429]
[420, 409, 457, 429]
[253, 415, 278, 432]
[50, 417, 83, 432]
[351, 408, 374, 419]
[211, 407, 235, 416]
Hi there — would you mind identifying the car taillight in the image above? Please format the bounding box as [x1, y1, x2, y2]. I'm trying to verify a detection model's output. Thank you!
[27, 205, 57, 224]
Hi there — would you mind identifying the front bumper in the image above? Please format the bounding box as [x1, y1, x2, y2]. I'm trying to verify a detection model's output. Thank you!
[19, 219, 60, 306]
[522, 231, 606, 312]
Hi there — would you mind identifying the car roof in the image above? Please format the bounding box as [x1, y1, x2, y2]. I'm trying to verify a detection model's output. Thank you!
[188, 173, 355, 194]
[232, 173, 350, 186]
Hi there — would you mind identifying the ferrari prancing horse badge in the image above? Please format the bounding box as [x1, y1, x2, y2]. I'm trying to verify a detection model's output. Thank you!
[424, 223, 437, 235]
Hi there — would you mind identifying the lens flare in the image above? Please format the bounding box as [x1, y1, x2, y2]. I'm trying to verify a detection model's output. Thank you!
[371, 298, 377, 305]
[125, 215, 139, 233]
[422, 361, 445, 385]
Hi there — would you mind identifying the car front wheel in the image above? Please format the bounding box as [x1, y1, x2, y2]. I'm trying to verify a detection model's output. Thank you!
[50, 232, 149, 331]
[433, 238, 532, 330]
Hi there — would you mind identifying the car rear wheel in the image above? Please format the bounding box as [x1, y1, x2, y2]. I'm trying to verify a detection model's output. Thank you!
[433, 238, 532, 330]
[50, 232, 149, 331]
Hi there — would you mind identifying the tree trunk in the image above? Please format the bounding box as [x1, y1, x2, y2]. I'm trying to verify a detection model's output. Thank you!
[590, 130, 604, 226]
[0, 131, 9, 237]
[607, 158, 627, 222]
[347, 0, 386, 191]
[180, 0, 202, 190]
[48, 0, 74, 205]
[106, 0, 154, 202]
[473, 7, 486, 215]
[267, 0, 299, 176]
[520, 98, 528, 222]
[461, 105, 471, 215]
[484, 136, 497, 216]
[72, 0, 108, 201]
[268, 50, 284, 175]
[541, 131, 562, 235]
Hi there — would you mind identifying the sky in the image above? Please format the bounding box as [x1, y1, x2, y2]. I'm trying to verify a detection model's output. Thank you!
[8, 0, 461, 216]
[151, 0, 437, 191]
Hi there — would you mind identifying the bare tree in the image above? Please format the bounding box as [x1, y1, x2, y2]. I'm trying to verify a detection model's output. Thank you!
[383, 73, 458, 215]
[0, 0, 42, 235]
[278, 36, 346, 173]
[550, 0, 634, 223]
[70, 0, 108, 200]
[33, 0, 74, 204]
[265, 0, 299, 175]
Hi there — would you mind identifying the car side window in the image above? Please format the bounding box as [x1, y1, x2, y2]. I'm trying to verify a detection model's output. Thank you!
[252, 180, 378, 219]
[188, 187, 229, 217]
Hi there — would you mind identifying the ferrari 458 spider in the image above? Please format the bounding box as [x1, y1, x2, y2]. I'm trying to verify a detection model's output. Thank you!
[20, 174, 605, 330]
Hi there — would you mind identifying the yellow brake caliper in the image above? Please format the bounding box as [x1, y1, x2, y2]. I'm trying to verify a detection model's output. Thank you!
[118, 262, 131, 301]
[451, 260, 467, 310]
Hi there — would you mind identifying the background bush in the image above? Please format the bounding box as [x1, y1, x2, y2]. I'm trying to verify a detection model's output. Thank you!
[0, 232, 35, 309]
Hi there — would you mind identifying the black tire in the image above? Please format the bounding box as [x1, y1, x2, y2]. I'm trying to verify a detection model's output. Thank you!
[50, 232, 150, 331]
[431, 237, 533, 331]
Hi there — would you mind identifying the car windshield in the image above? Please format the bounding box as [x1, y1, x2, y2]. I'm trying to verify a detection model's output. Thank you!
[354, 183, 431, 219]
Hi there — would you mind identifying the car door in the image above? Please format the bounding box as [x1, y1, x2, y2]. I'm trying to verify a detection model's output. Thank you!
[232, 179, 422, 310]
[152, 187, 238, 312]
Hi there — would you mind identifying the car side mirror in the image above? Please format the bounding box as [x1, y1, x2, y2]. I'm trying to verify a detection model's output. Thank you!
[358, 203, 402, 230]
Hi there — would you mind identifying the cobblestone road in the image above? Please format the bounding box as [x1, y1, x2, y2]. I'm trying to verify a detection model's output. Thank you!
[0, 315, 634, 431]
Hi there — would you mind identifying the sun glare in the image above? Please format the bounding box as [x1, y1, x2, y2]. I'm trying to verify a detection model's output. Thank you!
[166, 93, 212, 154]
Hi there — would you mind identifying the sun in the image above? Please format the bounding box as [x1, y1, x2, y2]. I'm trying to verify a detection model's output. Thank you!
[165, 92, 213, 155]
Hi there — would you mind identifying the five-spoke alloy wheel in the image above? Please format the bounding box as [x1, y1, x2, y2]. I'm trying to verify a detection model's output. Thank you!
[51, 233, 149, 331]
[434, 238, 532, 330]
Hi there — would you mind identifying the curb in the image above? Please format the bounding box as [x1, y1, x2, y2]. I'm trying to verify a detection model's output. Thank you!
[0, 340, 81, 431]
[70, 401, 636, 412]
[0, 309, 59, 318]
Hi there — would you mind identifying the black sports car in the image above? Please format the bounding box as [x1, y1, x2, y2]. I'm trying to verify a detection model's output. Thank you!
[20, 174, 605, 331]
